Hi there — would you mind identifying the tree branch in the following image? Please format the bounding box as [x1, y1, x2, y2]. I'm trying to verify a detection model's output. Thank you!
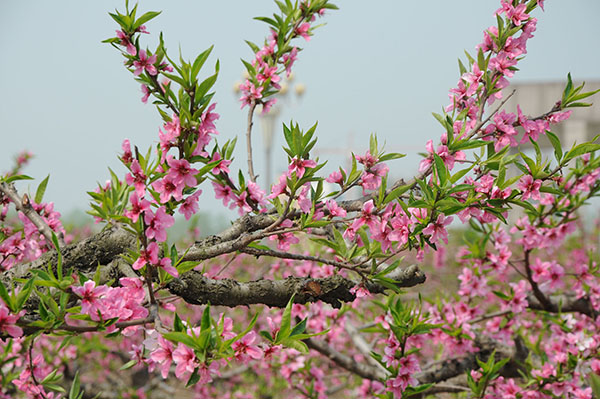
[246, 99, 258, 182]
[167, 266, 425, 309]
[3, 225, 136, 284]
[0, 182, 65, 248]
[528, 293, 598, 319]
[305, 337, 387, 380]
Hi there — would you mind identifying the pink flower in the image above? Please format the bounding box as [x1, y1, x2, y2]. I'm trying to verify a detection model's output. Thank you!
[296, 184, 312, 213]
[125, 160, 147, 197]
[350, 200, 378, 231]
[133, 50, 158, 76]
[178, 190, 202, 220]
[197, 361, 220, 384]
[116, 30, 136, 55]
[326, 199, 346, 218]
[213, 181, 235, 207]
[268, 174, 288, 199]
[295, 23, 311, 41]
[422, 214, 453, 244]
[121, 139, 133, 165]
[508, 3, 529, 26]
[230, 191, 252, 216]
[386, 355, 420, 396]
[261, 98, 277, 114]
[150, 336, 174, 379]
[72, 281, 108, 316]
[167, 156, 198, 188]
[547, 261, 565, 290]
[132, 241, 159, 270]
[232, 331, 263, 364]
[518, 175, 542, 201]
[0, 305, 23, 338]
[140, 84, 150, 103]
[288, 157, 317, 179]
[489, 52, 518, 78]
[158, 256, 179, 277]
[326, 170, 344, 185]
[239, 80, 264, 108]
[282, 47, 298, 77]
[349, 284, 370, 298]
[210, 152, 231, 175]
[172, 344, 198, 378]
[144, 207, 175, 242]
[124, 192, 151, 223]
[153, 175, 185, 204]
[356, 150, 378, 168]
[247, 181, 267, 207]
[548, 110, 572, 124]
[269, 219, 299, 251]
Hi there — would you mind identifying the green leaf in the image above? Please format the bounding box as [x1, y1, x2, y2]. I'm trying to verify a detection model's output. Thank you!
[162, 331, 200, 351]
[280, 337, 309, 353]
[276, 294, 295, 342]
[378, 152, 406, 162]
[290, 318, 307, 337]
[190, 45, 214, 81]
[108, 12, 130, 31]
[52, 233, 63, 273]
[133, 11, 161, 30]
[450, 163, 475, 184]
[3, 174, 33, 184]
[563, 143, 600, 163]
[452, 139, 487, 151]
[200, 305, 211, 330]
[195, 72, 218, 101]
[35, 175, 50, 203]
[16, 277, 35, 310]
[69, 371, 82, 399]
[546, 131, 563, 162]
[253, 16, 279, 29]
[173, 313, 186, 332]
[119, 359, 137, 370]
[590, 373, 600, 399]
[520, 153, 537, 175]
[383, 184, 410, 204]
[0, 281, 13, 311]
[186, 368, 201, 387]
[562, 72, 573, 104]
[433, 153, 447, 186]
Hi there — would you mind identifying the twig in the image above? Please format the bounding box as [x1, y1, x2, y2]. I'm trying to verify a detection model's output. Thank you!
[240, 246, 369, 276]
[523, 250, 553, 310]
[246, 99, 258, 182]
[344, 322, 390, 376]
[304, 337, 386, 380]
[469, 310, 511, 324]
[0, 182, 65, 249]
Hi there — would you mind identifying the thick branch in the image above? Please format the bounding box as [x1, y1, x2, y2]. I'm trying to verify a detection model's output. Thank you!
[416, 335, 528, 384]
[528, 293, 598, 319]
[167, 265, 425, 309]
[3, 226, 136, 284]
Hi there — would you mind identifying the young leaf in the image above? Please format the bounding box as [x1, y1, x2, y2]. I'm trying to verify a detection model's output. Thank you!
[35, 175, 50, 204]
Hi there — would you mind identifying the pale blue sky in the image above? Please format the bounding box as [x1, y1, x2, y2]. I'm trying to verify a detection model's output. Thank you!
[1, 1, 599, 219]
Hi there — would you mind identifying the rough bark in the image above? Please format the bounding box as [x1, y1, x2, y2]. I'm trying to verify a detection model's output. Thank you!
[2, 226, 136, 284]
[167, 265, 426, 309]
